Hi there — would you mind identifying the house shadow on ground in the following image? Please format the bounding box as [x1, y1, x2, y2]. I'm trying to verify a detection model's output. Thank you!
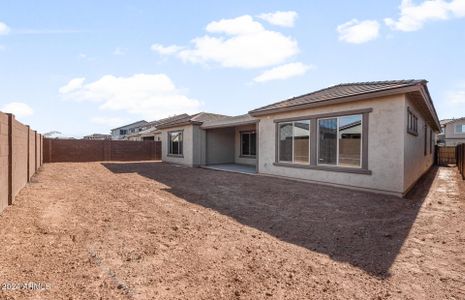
[102, 162, 438, 278]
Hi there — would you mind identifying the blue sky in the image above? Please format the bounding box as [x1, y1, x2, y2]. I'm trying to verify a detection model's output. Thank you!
[0, 0, 464, 137]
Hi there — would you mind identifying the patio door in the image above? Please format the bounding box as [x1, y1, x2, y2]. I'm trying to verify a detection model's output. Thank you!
[241, 131, 256, 157]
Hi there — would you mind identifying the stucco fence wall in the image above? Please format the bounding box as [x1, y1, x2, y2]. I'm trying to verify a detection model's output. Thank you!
[0, 112, 43, 214]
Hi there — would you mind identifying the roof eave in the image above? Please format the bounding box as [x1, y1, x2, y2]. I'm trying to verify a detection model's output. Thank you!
[249, 85, 421, 117]
[156, 120, 202, 130]
[201, 119, 258, 129]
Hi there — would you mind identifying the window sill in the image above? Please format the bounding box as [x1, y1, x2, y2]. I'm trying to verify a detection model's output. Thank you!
[273, 162, 372, 175]
[407, 129, 418, 136]
[167, 154, 184, 158]
[239, 155, 256, 159]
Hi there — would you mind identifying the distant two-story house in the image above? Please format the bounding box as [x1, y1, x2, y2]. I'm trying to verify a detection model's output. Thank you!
[83, 133, 112, 140]
[110, 120, 148, 140]
[438, 118, 465, 146]
[124, 114, 190, 141]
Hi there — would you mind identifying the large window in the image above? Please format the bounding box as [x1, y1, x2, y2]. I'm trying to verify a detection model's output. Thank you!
[240, 131, 256, 157]
[318, 115, 362, 168]
[168, 131, 183, 156]
[407, 108, 418, 135]
[278, 120, 310, 164]
[455, 124, 465, 134]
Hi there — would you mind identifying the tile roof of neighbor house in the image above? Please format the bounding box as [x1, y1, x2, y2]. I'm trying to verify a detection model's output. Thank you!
[249, 80, 427, 115]
[124, 114, 192, 138]
[111, 120, 148, 131]
[157, 112, 231, 129]
[441, 117, 465, 125]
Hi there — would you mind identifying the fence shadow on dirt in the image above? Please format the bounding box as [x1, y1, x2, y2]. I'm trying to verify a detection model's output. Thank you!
[102, 162, 438, 278]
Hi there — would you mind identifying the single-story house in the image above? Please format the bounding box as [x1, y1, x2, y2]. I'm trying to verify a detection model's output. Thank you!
[157, 80, 440, 197]
[437, 117, 465, 146]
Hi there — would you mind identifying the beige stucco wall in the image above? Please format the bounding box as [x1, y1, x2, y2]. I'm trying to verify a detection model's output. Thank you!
[193, 125, 206, 166]
[256, 95, 406, 196]
[403, 97, 435, 192]
[205, 127, 235, 165]
[235, 124, 257, 166]
[444, 119, 465, 146]
[161, 125, 194, 167]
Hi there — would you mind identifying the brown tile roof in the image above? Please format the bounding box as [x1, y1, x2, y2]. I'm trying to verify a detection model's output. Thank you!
[249, 80, 427, 115]
[201, 114, 256, 129]
[156, 112, 231, 129]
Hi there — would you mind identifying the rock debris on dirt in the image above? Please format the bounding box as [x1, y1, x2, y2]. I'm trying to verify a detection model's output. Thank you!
[0, 162, 464, 299]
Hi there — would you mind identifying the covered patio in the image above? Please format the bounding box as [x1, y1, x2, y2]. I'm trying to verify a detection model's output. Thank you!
[201, 114, 258, 173]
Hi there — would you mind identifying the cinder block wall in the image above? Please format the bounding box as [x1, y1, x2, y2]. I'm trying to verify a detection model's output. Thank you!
[0, 112, 43, 214]
[0, 113, 9, 213]
[43, 139, 161, 162]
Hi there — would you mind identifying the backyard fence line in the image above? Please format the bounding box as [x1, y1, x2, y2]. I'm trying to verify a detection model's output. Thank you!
[0, 111, 43, 214]
[457, 144, 465, 180]
[43, 138, 161, 163]
[435, 145, 456, 166]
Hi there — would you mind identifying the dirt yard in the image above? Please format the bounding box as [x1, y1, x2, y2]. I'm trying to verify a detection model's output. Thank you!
[0, 162, 464, 300]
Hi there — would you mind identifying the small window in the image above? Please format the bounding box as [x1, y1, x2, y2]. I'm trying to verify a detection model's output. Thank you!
[120, 129, 127, 135]
[240, 131, 256, 157]
[278, 120, 310, 164]
[318, 114, 362, 168]
[424, 124, 427, 156]
[168, 131, 183, 156]
[407, 108, 418, 136]
[455, 124, 465, 134]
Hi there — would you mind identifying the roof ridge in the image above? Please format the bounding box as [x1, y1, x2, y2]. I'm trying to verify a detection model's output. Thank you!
[250, 79, 427, 113]
[334, 79, 426, 87]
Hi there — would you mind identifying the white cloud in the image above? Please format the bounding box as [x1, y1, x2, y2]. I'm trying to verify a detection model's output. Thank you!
[0, 22, 10, 35]
[337, 19, 380, 44]
[257, 11, 298, 27]
[91, 116, 129, 127]
[254, 62, 312, 83]
[151, 44, 184, 55]
[1, 102, 34, 117]
[59, 74, 202, 120]
[174, 15, 299, 69]
[59, 77, 85, 94]
[385, 0, 465, 32]
[206, 15, 264, 35]
[113, 47, 126, 56]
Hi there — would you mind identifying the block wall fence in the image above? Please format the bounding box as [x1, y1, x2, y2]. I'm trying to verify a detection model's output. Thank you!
[0, 111, 43, 214]
[43, 139, 161, 163]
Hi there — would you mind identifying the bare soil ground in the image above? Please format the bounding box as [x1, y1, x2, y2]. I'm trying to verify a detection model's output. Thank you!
[0, 162, 464, 300]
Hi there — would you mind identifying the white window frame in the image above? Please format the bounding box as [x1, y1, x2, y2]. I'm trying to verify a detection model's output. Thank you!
[317, 115, 363, 168]
[454, 123, 465, 134]
[277, 120, 310, 164]
[168, 130, 183, 156]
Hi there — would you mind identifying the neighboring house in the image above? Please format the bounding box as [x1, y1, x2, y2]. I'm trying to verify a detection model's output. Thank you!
[125, 114, 190, 142]
[110, 120, 148, 140]
[157, 80, 440, 197]
[83, 133, 112, 140]
[438, 118, 465, 146]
